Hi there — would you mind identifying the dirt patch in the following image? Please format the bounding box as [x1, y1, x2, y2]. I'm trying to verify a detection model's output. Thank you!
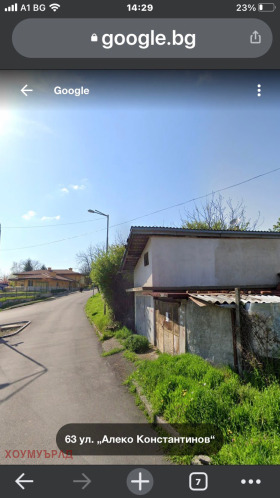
[104, 352, 136, 382]
[101, 337, 135, 381]
[100, 338, 159, 382]
[102, 337, 122, 352]
[136, 345, 159, 361]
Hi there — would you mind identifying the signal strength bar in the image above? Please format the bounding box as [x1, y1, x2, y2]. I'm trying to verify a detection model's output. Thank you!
[4, 3, 18, 11]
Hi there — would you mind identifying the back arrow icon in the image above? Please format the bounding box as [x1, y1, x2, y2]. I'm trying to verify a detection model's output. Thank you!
[73, 473, 91, 490]
[21, 84, 33, 96]
[15, 473, 34, 490]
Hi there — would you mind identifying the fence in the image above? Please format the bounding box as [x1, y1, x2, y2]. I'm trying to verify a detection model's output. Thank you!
[0, 289, 51, 309]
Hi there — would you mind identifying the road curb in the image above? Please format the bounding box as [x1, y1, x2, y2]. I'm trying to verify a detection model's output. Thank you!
[131, 379, 181, 438]
[0, 320, 31, 338]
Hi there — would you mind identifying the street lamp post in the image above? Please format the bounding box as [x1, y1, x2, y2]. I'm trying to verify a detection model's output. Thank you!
[88, 209, 109, 314]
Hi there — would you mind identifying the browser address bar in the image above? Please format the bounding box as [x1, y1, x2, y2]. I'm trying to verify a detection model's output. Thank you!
[12, 18, 272, 58]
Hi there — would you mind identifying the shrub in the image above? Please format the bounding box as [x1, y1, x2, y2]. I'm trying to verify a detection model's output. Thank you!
[115, 327, 133, 340]
[90, 244, 134, 323]
[124, 334, 149, 353]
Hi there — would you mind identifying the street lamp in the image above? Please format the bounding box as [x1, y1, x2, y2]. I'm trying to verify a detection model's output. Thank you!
[88, 209, 109, 314]
[88, 209, 109, 253]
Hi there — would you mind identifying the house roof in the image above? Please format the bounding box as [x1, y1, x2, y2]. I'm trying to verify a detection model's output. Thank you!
[10, 268, 82, 282]
[188, 292, 280, 305]
[139, 289, 280, 305]
[121, 226, 280, 271]
[51, 269, 81, 275]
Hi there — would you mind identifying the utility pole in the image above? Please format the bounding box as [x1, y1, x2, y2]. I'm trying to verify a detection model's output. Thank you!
[235, 287, 243, 375]
[88, 209, 109, 315]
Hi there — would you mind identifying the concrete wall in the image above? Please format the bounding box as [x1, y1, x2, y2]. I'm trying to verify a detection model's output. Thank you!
[245, 302, 280, 356]
[135, 292, 155, 344]
[178, 300, 187, 354]
[185, 300, 235, 366]
[134, 293, 236, 366]
[134, 238, 153, 288]
[146, 236, 280, 288]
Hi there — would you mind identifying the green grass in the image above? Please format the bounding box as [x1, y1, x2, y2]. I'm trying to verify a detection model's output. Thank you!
[0, 297, 51, 310]
[0, 296, 34, 302]
[129, 353, 280, 465]
[123, 350, 138, 362]
[85, 294, 134, 343]
[115, 327, 132, 340]
[85, 294, 112, 333]
[101, 347, 125, 357]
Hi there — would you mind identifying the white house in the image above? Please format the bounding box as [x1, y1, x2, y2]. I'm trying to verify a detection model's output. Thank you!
[121, 227, 280, 368]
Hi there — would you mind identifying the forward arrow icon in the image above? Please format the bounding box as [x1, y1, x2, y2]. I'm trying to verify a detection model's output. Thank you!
[73, 473, 91, 490]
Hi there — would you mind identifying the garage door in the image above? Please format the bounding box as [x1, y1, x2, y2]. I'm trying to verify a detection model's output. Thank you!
[155, 299, 180, 355]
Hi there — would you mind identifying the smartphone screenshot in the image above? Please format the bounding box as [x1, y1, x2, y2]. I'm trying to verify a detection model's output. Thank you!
[0, 0, 279, 496]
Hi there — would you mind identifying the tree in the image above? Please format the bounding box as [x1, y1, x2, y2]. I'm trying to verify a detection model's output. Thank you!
[10, 261, 24, 274]
[23, 259, 33, 271]
[90, 243, 133, 324]
[181, 194, 260, 231]
[10, 259, 45, 274]
[0, 272, 9, 282]
[271, 218, 280, 232]
[76, 244, 99, 276]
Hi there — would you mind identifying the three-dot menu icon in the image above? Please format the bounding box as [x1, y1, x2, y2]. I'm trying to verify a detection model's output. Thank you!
[241, 478, 261, 485]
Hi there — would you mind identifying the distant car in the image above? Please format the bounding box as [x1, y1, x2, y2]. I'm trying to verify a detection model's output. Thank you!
[0, 282, 9, 291]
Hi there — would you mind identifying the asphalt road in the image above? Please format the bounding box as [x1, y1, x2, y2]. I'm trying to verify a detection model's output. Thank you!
[0, 291, 166, 465]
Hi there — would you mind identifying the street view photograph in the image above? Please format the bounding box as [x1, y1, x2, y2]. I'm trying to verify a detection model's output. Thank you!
[0, 70, 280, 466]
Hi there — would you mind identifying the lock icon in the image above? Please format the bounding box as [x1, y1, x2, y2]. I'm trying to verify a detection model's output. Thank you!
[91, 33, 98, 43]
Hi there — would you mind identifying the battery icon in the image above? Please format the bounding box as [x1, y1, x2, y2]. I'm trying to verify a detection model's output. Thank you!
[258, 3, 276, 11]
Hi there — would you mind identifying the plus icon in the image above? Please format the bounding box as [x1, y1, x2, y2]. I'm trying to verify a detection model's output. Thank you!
[131, 472, 150, 491]
[127, 468, 154, 495]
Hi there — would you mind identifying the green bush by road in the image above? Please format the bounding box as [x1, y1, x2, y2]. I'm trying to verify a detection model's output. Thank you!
[129, 353, 280, 464]
[85, 293, 133, 342]
[85, 294, 112, 333]
[124, 335, 149, 353]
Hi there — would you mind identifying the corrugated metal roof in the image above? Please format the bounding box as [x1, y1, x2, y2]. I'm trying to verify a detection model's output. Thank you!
[129, 226, 280, 236]
[189, 293, 280, 305]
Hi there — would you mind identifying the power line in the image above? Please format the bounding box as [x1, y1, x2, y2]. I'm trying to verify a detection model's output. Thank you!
[1, 166, 279, 252]
[0, 231, 95, 251]
[108, 166, 280, 228]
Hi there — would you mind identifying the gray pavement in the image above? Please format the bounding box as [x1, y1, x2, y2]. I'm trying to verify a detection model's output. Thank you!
[0, 291, 167, 465]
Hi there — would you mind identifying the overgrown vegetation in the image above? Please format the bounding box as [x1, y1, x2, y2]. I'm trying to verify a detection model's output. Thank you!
[241, 308, 280, 386]
[124, 335, 150, 353]
[101, 347, 125, 357]
[85, 293, 151, 365]
[89, 243, 134, 325]
[85, 293, 112, 334]
[115, 327, 133, 340]
[86, 293, 280, 464]
[129, 353, 280, 464]
[85, 293, 135, 344]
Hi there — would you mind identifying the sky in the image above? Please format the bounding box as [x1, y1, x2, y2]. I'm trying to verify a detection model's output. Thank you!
[0, 70, 279, 275]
